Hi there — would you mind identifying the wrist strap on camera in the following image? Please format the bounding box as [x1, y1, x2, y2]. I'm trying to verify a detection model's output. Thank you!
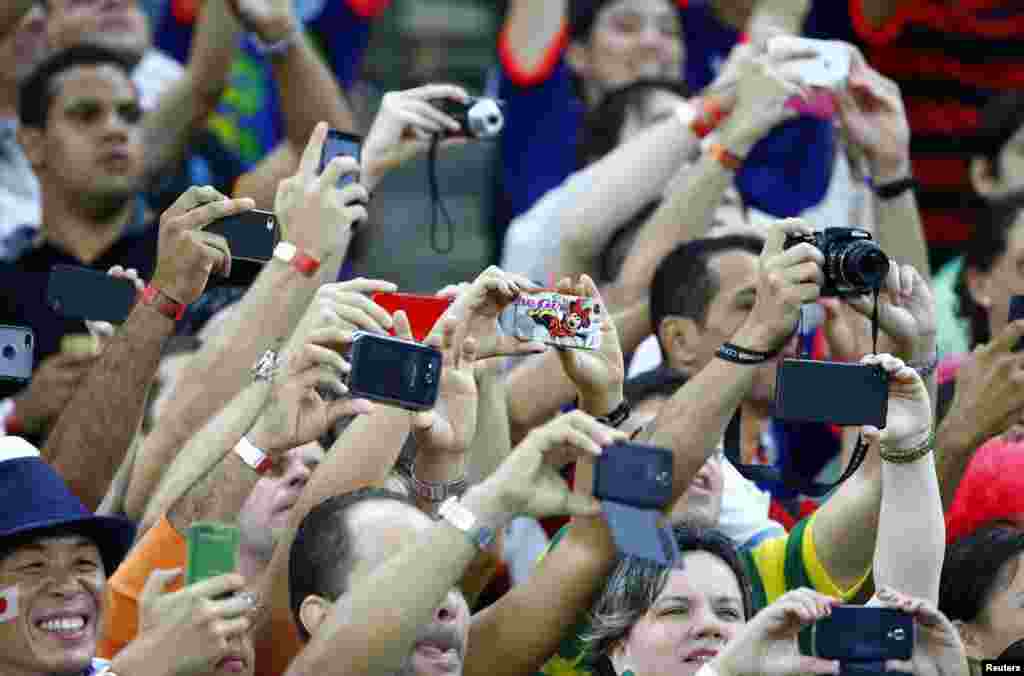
[725, 288, 882, 498]
[428, 135, 455, 254]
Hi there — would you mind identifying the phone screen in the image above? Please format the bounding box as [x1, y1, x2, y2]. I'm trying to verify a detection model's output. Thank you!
[320, 130, 363, 187]
[48, 265, 138, 323]
[185, 522, 240, 587]
[205, 209, 279, 263]
[349, 334, 441, 411]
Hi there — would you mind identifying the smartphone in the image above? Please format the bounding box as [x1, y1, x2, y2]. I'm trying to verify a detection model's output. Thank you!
[770, 37, 851, 89]
[205, 209, 280, 264]
[1008, 295, 1024, 351]
[347, 332, 442, 411]
[371, 293, 453, 343]
[185, 522, 240, 587]
[510, 291, 603, 351]
[593, 442, 674, 510]
[320, 129, 363, 188]
[48, 265, 138, 323]
[812, 606, 913, 662]
[774, 359, 889, 428]
[0, 325, 34, 383]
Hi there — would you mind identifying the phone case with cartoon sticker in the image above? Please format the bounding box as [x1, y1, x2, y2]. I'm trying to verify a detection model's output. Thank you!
[511, 291, 603, 351]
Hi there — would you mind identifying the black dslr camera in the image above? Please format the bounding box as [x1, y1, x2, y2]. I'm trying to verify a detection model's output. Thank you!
[436, 97, 504, 139]
[784, 227, 889, 297]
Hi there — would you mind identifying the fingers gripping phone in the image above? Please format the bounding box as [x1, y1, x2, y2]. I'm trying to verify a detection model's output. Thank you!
[371, 293, 453, 342]
[770, 37, 851, 89]
[320, 129, 363, 188]
[185, 522, 240, 587]
[0, 325, 34, 383]
[347, 332, 442, 411]
[48, 265, 138, 324]
[205, 209, 280, 264]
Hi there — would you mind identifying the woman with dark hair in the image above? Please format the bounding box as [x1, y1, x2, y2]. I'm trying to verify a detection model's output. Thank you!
[940, 524, 1024, 666]
[582, 526, 753, 676]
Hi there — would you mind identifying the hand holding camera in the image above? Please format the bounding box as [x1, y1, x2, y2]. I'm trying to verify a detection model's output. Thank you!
[870, 588, 969, 676]
[712, 588, 842, 676]
[136, 568, 255, 676]
[734, 218, 824, 354]
[860, 353, 932, 450]
[474, 410, 627, 521]
[360, 84, 472, 193]
[151, 185, 251, 305]
[274, 123, 368, 261]
[248, 327, 374, 458]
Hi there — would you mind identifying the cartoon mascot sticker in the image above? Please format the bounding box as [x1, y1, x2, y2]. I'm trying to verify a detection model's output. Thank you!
[528, 297, 594, 340]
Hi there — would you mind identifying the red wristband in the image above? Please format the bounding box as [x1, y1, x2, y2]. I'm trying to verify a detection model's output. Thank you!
[709, 142, 744, 172]
[691, 96, 727, 139]
[273, 242, 321, 277]
[139, 285, 187, 321]
[5, 413, 24, 436]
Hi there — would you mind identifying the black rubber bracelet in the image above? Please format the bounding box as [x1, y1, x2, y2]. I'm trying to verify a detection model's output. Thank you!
[716, 342, 777, 365]
[596, 399, 632, 429]
[874, 176, 918, 200]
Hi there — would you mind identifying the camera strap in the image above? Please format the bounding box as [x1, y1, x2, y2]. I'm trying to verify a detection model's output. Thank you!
[427, 135, 455, 254]
[725, 290, 882, 499]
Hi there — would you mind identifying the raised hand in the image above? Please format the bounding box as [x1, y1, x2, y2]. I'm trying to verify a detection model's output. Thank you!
[151, 185, 251, 305]
[871, 588, 969, 676]
[137, 568, 256, 676]
[288, 277, 398, 355]
[227, 0, 297, 45]
[860, 353, 932, 449]
[552, 274, 625, 414]
[412, 318, 479, 460]
[439, 265, 547, 361]
[712, 588, 841, 676]
[274, 122, 368, 261]
[481, 411, 627, 520]
[361, 84, 471, 192]
[248, 328, 373, 458]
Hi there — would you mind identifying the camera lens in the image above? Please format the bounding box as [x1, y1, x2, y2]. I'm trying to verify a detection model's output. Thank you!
[2, 345, 15, 360]
[837, 240, 889, 290]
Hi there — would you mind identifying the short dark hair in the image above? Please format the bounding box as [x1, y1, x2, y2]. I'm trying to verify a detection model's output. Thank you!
[288, 487, 420, 642]
[18, 44, 135, 129]
[583, 525, 752, 672]
[578, 79, 690, 168]
[650, 235, 764, 351]
[568, 0, 616, 42]
[956, 194, 1024, 347]
[940, 523, 1024, 626]
[974, 91, 1024, 180]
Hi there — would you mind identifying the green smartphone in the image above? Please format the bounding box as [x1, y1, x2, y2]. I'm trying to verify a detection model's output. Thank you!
[185, 522, 240, 586]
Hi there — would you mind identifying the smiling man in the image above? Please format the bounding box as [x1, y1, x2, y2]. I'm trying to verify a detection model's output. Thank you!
[0, 435, 135, 676]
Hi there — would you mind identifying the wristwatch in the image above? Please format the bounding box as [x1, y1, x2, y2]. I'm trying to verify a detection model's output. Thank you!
[252, 349, 280, 383]
[234, 436, 274, 475]
[438, 496, 496, 552]
[409, 465, 468, 503]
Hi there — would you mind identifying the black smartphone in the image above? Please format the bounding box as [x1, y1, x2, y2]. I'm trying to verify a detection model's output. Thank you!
[593, 443, 674, 510]
[347, 332, 442, 411]
[47, 265, 138, 323]
[320, 129, 362, 188]
[0, 325, 34, 383]
[812, 606, 913, 662]
[774, 359, 889, 428]
[1009, 295, 1024, 351]
[205, 209, 280, 264]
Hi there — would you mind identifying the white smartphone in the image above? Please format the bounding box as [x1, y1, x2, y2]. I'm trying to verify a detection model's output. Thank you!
[769, 37, 851, 89]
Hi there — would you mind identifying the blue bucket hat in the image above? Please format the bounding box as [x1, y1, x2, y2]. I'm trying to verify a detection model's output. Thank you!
[0, 437, 135, 575]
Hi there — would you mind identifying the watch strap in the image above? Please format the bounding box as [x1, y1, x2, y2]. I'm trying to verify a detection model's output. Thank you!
[874, 176, 918, 200]
[273, 241, 321, 277]
[139, 285, 186, 321]
[234, 436, 274, 475]
[410, 467, 468, 503]
[596, 399, 632, 429]
[438, 497, 496, 552]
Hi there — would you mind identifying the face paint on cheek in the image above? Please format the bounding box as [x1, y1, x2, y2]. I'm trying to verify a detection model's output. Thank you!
[0, 586, 18, 623]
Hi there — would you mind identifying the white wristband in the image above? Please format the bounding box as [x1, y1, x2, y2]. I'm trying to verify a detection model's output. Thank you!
[234, 436, 273, 475]
[695, 663, 722, 676]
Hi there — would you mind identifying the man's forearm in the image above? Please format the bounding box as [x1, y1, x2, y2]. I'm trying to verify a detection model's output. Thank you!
[272, 34, 357, 150]
[557, 116, 699, 278]
[142, 0, 241, 181]
[874, 189, 931, 281]
[160, 382, 272, 535]
[467, 363, 512, 484]
[125, 257, 338, 519]
[935, 413, 980, 511]
[44, 303, 176, 511]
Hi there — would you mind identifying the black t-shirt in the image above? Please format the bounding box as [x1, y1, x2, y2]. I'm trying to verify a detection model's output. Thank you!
[0, 204, 158, 398]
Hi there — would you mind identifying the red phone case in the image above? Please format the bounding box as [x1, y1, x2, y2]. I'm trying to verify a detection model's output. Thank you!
[372, 293, 453, 342]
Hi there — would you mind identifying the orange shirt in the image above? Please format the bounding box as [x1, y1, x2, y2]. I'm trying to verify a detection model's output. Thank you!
[98, 515, 303, 676]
